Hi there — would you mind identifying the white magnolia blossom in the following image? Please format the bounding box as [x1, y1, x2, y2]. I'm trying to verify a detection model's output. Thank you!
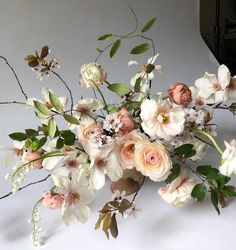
[88, 143, 123, 190]
[219, 139, 236, 177]
[140, 99, 185, 140]
[73, 98, 104, 122]
[26, 87, 68, 112]
[158, 169, 197, 206]
[194, 64, 231, 104]
[52, 173, 93, 225]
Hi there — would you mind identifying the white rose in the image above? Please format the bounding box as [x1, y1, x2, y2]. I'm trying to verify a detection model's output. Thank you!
[80, 63, 107, 88]
[219, 139, 236, 176]
[158, 169, 197, 206]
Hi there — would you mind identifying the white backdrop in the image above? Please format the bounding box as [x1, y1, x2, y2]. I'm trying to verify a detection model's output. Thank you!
[0, 1, 236, 250]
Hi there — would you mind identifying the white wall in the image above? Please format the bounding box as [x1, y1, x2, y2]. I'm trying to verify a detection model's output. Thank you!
[1, 1, 235, 250]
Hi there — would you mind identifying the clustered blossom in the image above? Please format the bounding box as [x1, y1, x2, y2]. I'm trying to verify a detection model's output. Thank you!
[3, 41, 236, 246]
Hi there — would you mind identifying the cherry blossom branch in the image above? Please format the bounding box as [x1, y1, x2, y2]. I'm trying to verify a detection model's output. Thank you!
[0, 174, 51, 200]
[0, 101, 26, 105]
[0, 56, 28, 100]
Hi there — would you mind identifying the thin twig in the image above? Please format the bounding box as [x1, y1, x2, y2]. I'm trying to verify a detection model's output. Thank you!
[0, 101, 26, 105]
[0, 56, 28, 100]
[51, 70, 74, 114]
[0, 174, 51, 200]
[132, 176, 146, 202]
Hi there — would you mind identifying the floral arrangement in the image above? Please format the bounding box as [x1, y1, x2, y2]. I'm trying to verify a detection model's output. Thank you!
[1, 11, 236, 247]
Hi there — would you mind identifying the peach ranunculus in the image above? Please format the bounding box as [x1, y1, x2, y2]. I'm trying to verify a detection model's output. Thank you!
[77, 120, 103, 144]
[134, 140, 172, 181]
[158, 169, 197, 206]
[168, 82, 192, 106]
[117, 108, 135, 134]
[26, 150, 43, 169]
[116, 130, 145, 169]
[42, 192, 64, 209]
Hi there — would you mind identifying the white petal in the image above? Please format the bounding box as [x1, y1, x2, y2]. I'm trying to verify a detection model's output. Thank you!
[58, 96, 68, 108]
[42, 155, 64, 171]
[41, 87, 51, 102]
[218, 64, 230, 88]
[74, 204, 91, 223]
[89, 168, 105, 190]
[106, 153, 123, 181]
[147, 53, 159, 64]
[128, 60, 138, 67]
[195, 78, 214, 99]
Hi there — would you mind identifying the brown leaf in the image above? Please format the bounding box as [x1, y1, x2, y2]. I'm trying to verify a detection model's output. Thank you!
[110, 213, 118, 238]
[218, 192, 227, 208]
[110, 177, 139, 195]
[28, 60, 39, 68]
[103, 212, 112, 239]
[95, 212, 107, 230]
[122, 169, 143, 183]
[119, 199, 132, 214]
[40, 45, 49, 59]
[24, 55, 36, 62]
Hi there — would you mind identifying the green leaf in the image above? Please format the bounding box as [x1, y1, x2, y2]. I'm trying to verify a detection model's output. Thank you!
[56, 138, 64, 149]
[96, 48, 103, 53]
[123, 101, 141, 111]
[35, 111, 49, 120]
[130, 43, 150, 54]
[9, 132, 27, 141]
[197, 165, 219, 176]
[134, 77, 142, 92]
[211, 189, 220, 215]
[98, 34, 113, 41]
[108, 200, 120, 209]
[48, 118, 57, 138]
[166, 163, 181, 184]
[63, 114, 80, 125]
[110, 39, 121, 58]
[25, 139, 32, 148]
[103, 212, 112, 239]
[207, 172, 231, 189]
[107, 83, 130, 96]
[25, 129, 38, 138]
[221, 186, 236, 197]
[106, 104, 118, 113]
[175, 144, 196, 158]
[146, 64, 155, 73]
[110, 213, 118, 238]
[95, 212, 107, 230]
[191, 183, 207, 202]
[34, 101, 51, 116]
[60, 130, 76, 146]
[31, 139, 39, 152]
[141, 17, 157, 33]
[49, 91, 63, 112]
[37, 137, 47, 149]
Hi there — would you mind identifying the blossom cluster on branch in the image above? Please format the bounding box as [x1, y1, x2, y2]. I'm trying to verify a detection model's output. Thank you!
[1, 14, 236, 246]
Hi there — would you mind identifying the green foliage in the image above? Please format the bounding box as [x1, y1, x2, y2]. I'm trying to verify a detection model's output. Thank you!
[60, 130, 76, 146]
[141, 17, 157, 33]
[49, 91, 63, 112]
[174, 144, 196, 158]
[134, 77, 142, 92]
[34, 101, 51, 116]
[63, 114, 80, 125]
[196, 165, 219, 176]
[56, 138, 64, 149]
[191, 183, 207, 202]
[48, 118, 57, 138]
[9, 132, 27, 141]
[211, 189, 220, 215]
[146, 64, 155, 73]
[107, 83, 130, 96]
[98, 34, 113, 41]
[25, 129, 38, 139]
[123, 101, 141, 111]
[130, 43, 150, 54]
[165, 163, 181, 184]
[110, 39, 121, 58]
[106, 104, 119, 113]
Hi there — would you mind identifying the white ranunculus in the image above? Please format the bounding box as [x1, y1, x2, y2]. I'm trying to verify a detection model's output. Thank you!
[140, 99, 185, 140]
[80, 63, 107, 88]
[194, 64, 231, 104]
[219, 139, 236, 176]
[158, 169, 197, 206]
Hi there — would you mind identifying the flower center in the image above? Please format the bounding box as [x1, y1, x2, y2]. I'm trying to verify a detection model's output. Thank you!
[146, 151, 160, 165]
[77, 105, 89, 115]
[67, 160, 78, 169]
[196, 99, 204, 106]
[212, 82, 221, 91]
[139, 64, 147, 73]
[157, 113, 169, 124]
[13, 148, 22, 157]
[96, 158, 107, 168]
[67, 192, 80, 205]
[45, 101, 53, 109]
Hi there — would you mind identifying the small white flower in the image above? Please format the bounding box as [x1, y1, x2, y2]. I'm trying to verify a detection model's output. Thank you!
[194, 64, 231, 104]
[103, 113, 121, 133]
[123, 202, 141, 219]
[112, 190, 126, 202]
[219, 139, 236, 176]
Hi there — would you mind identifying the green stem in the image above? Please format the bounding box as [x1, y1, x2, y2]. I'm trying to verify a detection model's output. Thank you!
[93, 83, 109, 114]
[192, 128, 223, 155]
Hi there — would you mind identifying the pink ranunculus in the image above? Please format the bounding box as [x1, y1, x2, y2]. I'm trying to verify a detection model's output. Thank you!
[77, 122, 103, 144]
[168, 82, 192, 106]
[26, 150, 43, 169]
[42, 192, 64, 209]
[117, 108, 135, 134]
